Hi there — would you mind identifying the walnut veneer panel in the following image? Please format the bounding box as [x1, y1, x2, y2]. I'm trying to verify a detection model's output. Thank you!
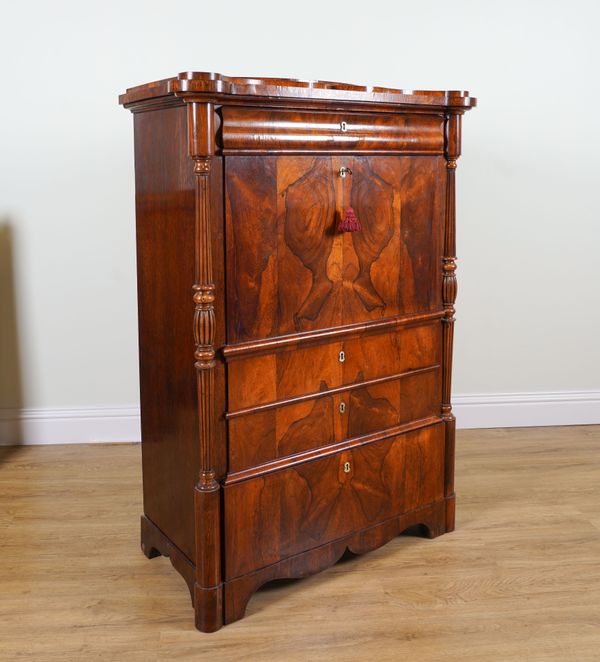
[225, 155, 445, 343]
[228, 368, 441, 472]
[221, 108, 445, 152]
[227, 321, 441, 411]
[224, 423, 445, 579]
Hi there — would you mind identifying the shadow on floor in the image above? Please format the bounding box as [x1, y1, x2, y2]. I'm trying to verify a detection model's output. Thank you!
[0, 219, 24, 455]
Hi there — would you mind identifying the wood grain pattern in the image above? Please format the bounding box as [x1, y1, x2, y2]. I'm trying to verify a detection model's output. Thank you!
[119, 71, 476, 110]
[227, 321, 441, 411]
[222, 310, 443, 360]
[226, 417, 442, 487]
[225, 156, 445, 343]
[133, 105, 199, 563]
[343, 320, 442, 384]
[346, 369, 441, 439]
[220, 107, 445, 153]
[224, 423, 445, 579]
[228, 394, 335, 471]
[228, 368, 441, 471]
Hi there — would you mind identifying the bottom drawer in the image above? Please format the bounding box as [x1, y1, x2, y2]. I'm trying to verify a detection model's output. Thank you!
[223, 422, 445, 580]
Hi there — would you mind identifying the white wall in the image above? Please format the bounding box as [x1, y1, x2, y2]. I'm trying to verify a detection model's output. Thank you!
[1, 0, 599, 442]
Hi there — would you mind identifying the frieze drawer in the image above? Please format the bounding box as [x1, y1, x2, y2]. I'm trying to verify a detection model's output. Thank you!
[220, 107, 445, 153]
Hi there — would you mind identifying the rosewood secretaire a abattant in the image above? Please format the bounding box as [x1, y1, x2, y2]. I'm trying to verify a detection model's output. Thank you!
[119, 73, 476, 632]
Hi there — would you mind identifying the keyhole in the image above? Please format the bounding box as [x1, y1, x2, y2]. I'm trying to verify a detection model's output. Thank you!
[343, 461, 351, 473]
[339, 402, 346, 414]
[340, 121, 348, 132]
[339, 350, 345, 363]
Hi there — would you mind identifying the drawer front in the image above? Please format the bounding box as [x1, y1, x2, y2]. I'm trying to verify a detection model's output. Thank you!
[227, 322, 441, 411]
[225, 155, 445, 344]
[224, 422, 445, 579]
[228, 368, 441, 472]
[221, 108, 445, 153]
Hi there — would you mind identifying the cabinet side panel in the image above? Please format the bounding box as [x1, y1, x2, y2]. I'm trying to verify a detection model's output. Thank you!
[133, 105, 197, 561]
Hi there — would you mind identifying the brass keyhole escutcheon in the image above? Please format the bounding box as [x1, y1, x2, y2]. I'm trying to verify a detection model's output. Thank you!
[343, 461, 351, 473]
[339, 402, 346, 414]
[339, 166, 352, 178]
[339, 350, 345, 363]
[340, 121, 348, 132]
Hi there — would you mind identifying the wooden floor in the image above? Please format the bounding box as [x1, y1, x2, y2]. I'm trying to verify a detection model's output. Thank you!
[1, 426, 599, 661]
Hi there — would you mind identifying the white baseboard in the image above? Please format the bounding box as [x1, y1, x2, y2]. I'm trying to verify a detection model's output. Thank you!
[1, 391, 599, 445]
[453, 390, 600, 429]
[0, 406, 141, 446]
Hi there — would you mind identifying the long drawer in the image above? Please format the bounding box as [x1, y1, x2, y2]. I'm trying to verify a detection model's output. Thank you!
[223, 422, 445, 580]
[221, 108, 445, 153]
[227, 321, 441, 411]
[228, 367, 441, 472]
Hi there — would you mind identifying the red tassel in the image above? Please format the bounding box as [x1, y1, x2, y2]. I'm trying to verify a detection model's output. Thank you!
[338, 207, 361, 232]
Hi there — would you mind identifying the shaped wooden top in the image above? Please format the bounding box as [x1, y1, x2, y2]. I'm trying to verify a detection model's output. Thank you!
[119, 72, 476, 110]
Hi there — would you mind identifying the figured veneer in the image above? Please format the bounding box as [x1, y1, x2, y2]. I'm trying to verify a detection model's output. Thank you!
[228, 367, 441, 472]
[223, 423, 445, 580]
[227, 321, 441, 410]
[225, 155, 445, 342]
[221, 310, 443, 360]
[120, 72, 474, 631]
[220, 108, 445, 153]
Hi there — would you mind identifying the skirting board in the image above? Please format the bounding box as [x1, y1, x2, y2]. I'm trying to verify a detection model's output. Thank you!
[454, 390, 600, 430]
[0, 406, 141, 446]
[1, 391, 599, 445]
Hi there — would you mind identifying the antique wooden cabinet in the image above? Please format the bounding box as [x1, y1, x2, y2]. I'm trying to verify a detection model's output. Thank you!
[119, 73, 476, 632]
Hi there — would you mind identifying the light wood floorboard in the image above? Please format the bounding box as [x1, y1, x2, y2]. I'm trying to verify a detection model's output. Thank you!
[1, 426, 599, 661]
